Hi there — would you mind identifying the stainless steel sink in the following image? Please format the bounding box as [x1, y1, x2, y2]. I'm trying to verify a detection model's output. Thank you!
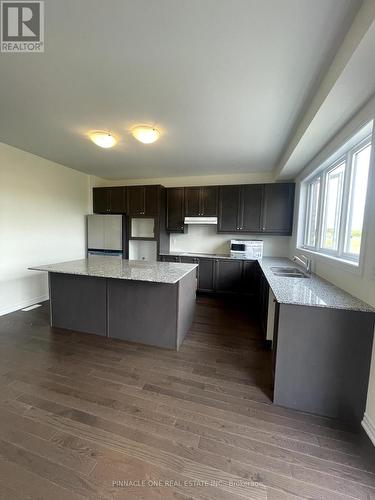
[270, 266, 310, 278]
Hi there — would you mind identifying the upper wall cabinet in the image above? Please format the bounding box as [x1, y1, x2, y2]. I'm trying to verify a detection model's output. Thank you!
[240, 184, 263, 232]
[128, 185, 160, 216]
[166, 187, 185, 232]
[262, 183, 295, 234]
[184, 186, 218, 217]
[93, 187, 127, 214]
[218, 183, 294, 235]
[218, 184, 262, 232]
[217, 185, 240, 232]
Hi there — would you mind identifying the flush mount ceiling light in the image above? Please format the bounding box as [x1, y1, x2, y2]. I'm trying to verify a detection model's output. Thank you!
[131, 126, 160, 144]
[89, 131, 117, 148]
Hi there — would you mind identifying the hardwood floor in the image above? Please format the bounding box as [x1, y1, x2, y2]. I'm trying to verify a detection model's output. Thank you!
[0, 295, 374, 499]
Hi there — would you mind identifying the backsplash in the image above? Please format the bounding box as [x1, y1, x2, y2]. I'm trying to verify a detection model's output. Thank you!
[170, 225, 291, 256]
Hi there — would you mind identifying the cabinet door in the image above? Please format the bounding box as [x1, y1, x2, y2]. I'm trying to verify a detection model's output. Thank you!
[262, 183, 295, 234]
[240, 185, 262, 231]
[215, 259, 243, 292]
[201, 186, 218, 216]
[166, 188, 185, 232]
[128, 186, 145, 215]
[144, 186, 159, 215]
[109, 187, 127, 213]
[93, 188, 110, 213]
[242, 260, 257, 294]
[218, 185, 240, 232]
[198, 258, 215, 291]
[184, 187, 201, 216]
[162, 255, 181, 262]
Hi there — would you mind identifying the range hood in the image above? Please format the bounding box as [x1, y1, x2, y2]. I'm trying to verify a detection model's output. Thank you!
[184, 216, 218, 225]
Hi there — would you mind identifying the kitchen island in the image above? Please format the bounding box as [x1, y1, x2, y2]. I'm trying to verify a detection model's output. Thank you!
[30, 257, 198, 350]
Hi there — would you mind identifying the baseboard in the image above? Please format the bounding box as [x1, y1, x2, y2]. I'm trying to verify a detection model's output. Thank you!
[362, 412, 375, 447]
[0, 294, 49, 317]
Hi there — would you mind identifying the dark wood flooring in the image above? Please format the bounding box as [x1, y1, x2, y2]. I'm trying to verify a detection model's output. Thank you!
[0, 295, 374, 500]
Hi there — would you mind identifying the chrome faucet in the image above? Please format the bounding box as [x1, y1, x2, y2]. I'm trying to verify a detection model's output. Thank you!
[293, 254, 312, 274]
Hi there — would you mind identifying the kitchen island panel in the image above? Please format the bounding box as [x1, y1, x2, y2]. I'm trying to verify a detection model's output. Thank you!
[107, 279, 178, 349]
[49, 273, 107, 336]
[176, 269, 197, 349]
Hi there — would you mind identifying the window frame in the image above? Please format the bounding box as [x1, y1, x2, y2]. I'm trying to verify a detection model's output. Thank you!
[299, 134, 372, 266]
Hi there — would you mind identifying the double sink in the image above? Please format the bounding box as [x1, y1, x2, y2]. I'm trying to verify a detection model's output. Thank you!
[270, 266, 310, 278]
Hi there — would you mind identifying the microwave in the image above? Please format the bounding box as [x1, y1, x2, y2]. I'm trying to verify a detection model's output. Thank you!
[230, 239, 263, 260]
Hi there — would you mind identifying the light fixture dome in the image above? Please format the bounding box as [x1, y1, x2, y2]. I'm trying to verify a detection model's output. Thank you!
[131, 126, 160, 144]
[90, 131, 117, 148]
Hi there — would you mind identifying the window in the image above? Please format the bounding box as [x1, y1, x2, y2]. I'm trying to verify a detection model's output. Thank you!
[301, 130, 372, 265]
[321, 161, 345, 252]
[304, 177, 320, 247]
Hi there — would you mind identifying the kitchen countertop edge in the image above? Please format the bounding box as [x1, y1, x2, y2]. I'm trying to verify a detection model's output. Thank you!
[160, 252, 375, 313]
[29, 257, 198, 285]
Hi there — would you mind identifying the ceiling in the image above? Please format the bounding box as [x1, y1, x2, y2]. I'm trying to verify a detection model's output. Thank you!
[0, 0, 363, 179]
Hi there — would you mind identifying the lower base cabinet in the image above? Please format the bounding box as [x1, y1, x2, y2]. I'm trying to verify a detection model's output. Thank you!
[196, 258, 215, 292]
[161, 255, 258, 294]
[214, 259, 243, 292]
[272, 303, 374, 423]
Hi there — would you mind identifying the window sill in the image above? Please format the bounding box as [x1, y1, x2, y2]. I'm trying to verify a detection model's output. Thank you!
[296, 246, 363, 275]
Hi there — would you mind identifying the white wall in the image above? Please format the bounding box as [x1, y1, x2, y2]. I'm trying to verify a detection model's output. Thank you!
[170, 225, 290, 256]
[290, 94, 375, 444]
[0, 143, 90, 316]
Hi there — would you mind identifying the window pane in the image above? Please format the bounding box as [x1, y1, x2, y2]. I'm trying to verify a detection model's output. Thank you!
[321, 162, 345, 251]
[345, 144, 371, 255]
[304, 178, 320, 247]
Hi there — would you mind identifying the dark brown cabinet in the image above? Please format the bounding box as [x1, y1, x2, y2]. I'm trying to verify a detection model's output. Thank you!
[217, 185, 239, 232]
[166, 188, 185, 232]
[185, 186, 218, 217]
[262, 183, 295, 234]
[214, 259, 243, 292]
[197, 258, 215, 292]
[93, 187, 109, 213]
[161, 255, 181, 263]
[160, 254, 260, 295]
[93, 187, 127, 214]
[242, 260, 257, 294]
[109, 187, 127, 213]
[128, 185, 160, 216]
[184, 187, 200, 216]
[93, 182, 294, 236]
[241, 185, 263, 232]
[218, 184, 262, 232]
[218, 183, 294, 235]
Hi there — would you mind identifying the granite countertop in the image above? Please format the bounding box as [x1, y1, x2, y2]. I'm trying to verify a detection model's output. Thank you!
[259, 257, 375, 313]
[29, 256, 198, 284]
[160, 252, 374, 312]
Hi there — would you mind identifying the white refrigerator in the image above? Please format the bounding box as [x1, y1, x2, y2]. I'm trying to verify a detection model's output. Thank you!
[87, 215, 123, 257]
